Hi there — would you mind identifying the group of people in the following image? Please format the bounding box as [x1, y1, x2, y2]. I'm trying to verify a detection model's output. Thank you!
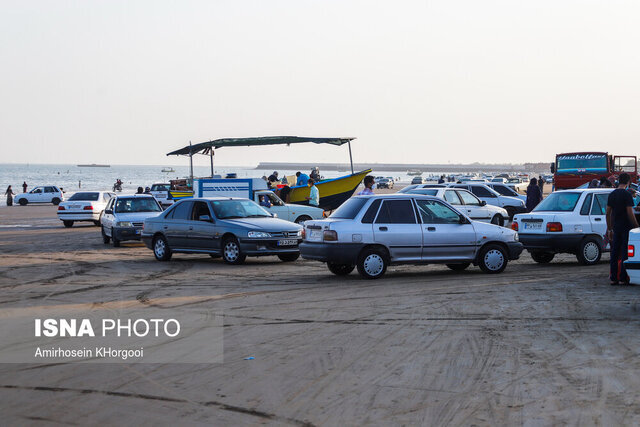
[264, 170, 320, 207]
[4, 182, 30, 206]
[525, 176, 547, 212]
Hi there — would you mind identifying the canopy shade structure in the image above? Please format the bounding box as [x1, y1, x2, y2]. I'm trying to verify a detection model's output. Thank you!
[167, 136, 358, 180]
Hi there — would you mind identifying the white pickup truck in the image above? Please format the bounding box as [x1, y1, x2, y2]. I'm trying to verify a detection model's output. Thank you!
[193, 178, 324, 223]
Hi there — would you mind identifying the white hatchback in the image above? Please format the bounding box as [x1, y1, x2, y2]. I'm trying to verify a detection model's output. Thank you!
[57, 191, 115, 227]
[512, 188, 613, 265]
[14, 186, 64, 206]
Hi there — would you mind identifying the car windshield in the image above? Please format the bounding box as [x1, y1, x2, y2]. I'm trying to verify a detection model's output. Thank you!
[397, 185, 418, 193]
[533, 192, 581, 212]
[557, 153, 608, 172]
[330, 197, 368, 219]
[151, 184, 170, 191]
[211, 200, 270, 219]
[491, 185, 518, 197]
[407, 189, 438, 196]
[115, 198, 162, 213]
[68, 192, 99, 201]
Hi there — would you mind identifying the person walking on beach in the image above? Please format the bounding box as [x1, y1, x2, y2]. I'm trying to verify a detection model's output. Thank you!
[358, 176, 375, 195]
[306, 179, 320, 207]
[22, 181, 27, 193]
[5, 186, 16, 206]
[606, 173, 639, 285]
[525, 177, 543, 212]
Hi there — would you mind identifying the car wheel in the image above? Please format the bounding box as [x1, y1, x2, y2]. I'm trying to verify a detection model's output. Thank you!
[222, 237, 246, 265]
[101, 226, 110, 244]
[295, 215, 311, 224]
[111, 228, 120, 247]
[278, 253, 300, 262]
[490, 214, 504, 227]
[52, 198, 61, 205]
[18, 199, 27, 206]
[327, 263, 355, 276]
[478, 244, 508, 274]
[577, 238, 601, 265]
[356, 247, 388, 279]
[446, 263, 470, 271]
[153, 235, 172, 261]
[63, 220, 74, 228]
[531, 251, 555, 263]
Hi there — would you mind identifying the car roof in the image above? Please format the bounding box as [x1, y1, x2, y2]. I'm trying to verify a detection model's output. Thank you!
[550, 188, 613, 193]
[189, 197, 251, 202]
[114, 194, 157, 199]
[352, 194, 439, 200]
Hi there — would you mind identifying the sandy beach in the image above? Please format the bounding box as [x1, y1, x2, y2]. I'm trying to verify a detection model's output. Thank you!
[2, 203, 640, 425]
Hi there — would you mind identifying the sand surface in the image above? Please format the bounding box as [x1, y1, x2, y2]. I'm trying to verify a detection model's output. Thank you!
[1, 204, 640, 425]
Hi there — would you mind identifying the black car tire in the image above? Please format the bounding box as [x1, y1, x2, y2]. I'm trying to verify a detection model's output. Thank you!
[222, 236, 246, 265]
[327, 263, 355, 276]
[295, 215, 311, 224]
[93, 220, 101, 226]
[19, 199, 27, 206]
[446, 263, 471, 271]
[356, 247, 388, 279]
[531, 251, 555, 263]
[111, 228, 120, 247]
[505, 207, 515, 220]
[153, 235, 172, 261]
[490, 214, 504, 227]
[101, 226, 110, 244]
[52, 198, 61, 205]
[576, 238, 601, 265]
[278, 253, 300, 262]
[63, 220, 74, 228]
[478, 244, 508, 274]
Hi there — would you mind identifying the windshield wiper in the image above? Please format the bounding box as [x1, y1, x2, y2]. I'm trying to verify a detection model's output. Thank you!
[220, 215, 244, 219]
[246, 214, 269, 218]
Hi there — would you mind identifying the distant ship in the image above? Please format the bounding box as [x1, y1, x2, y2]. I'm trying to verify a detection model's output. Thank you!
[407, 169, 423, 176]
[162, 167, 175, 173]
[77, 164, 110, 168]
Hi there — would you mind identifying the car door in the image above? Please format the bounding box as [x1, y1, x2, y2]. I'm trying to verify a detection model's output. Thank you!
[470, 185, 500, 207]
[456, 190, 490, 221]
[414, 198, 477, 261]
[589, 193, 609, 247]
[44, 186, 56, 202]
[30, 187, 44, 202]
[164, 201, 194, 249]
[102, 198, 115, 230]
[188, 201, 218, 251]
[372, 199, 422, 262]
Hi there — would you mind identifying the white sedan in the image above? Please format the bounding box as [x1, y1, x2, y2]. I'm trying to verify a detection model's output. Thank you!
[57, 191, 115, 227]
[625, 228, 640, 284]
[407, 187, 510, 226]
[15, 186, 65, 206]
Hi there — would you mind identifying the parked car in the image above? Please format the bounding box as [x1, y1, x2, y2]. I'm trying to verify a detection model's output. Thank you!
[485, 183, 527, 203]
[411, 177, 424, 185]
[101, 195, 163, 247]
[300, 194, 523, 279]
[505, 178, 528, 193]
[150, 183, 174, 207]
[407, 187, 509, 226]
[449, 183, 526, 219]
[625, 228, 640, 284]
[512, 188, 613, 265]
[14, 186, 64, 206]
[254, 190, 324, 223]
[491, 177, 507, 184]
[57, 191, 115, 227]
[377, 178, 394, 189]
[142, 198, 303, 264]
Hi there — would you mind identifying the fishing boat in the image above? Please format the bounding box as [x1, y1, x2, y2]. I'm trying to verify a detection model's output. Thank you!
[166, 136, 369, 211]
[407, 169, 422, 176]
[161, 167, 175, 173]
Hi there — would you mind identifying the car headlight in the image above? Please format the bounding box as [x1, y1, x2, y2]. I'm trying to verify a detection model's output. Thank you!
[248, 231, 271, 238]
[513, 232, 519, 242]
[116, 221, 133, 227]
[295, 230, 302, 237]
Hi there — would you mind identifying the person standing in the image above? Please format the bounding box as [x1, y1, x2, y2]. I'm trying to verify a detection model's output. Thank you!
[5, 185, 16, 206]
[525, 177, 543, 212]
[606, 173, 639, 285]
[22, 181, 27, 193]
[538, 175, 545, 193]
[438, 175, 445, 184]
[358, 176, 375, 195]
[306, 179, 320, 207]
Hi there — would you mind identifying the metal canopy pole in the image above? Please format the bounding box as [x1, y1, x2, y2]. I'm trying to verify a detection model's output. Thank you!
[348, 141, 354, 174]
[189, 140, 194, 185]
[209, 148, 214, 177]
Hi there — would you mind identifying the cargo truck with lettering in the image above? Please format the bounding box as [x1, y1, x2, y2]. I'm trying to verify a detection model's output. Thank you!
[552, 152, 637, 190]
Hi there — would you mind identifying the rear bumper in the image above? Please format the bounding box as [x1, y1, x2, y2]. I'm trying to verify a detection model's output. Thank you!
[506, 242, 524, 260]
[300, 242, 364, 265]
[57, 212, 100, 221]
[624, 261, 640, 270]
[518, 233, 584, 252]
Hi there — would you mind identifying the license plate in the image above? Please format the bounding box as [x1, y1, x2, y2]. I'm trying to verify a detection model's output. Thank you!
[307, 230, 322, 241]
[278, 239, 297, 246]
[523, 222, 542, 230]
[71, 205, 81, 209]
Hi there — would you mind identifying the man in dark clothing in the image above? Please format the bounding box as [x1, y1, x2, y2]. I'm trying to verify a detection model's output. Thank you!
[606, 173, 639, 285]
[538, 175, 545, 193]
[22, 181, 27, 193]
[438, 175, 445, 184]
[525, 178, 543, 212]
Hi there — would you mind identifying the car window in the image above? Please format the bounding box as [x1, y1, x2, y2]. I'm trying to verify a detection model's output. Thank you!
[457, 190, 481, 206]
[590, 194, 608, 216]
[471, 186, 495, 197]
[375, 200, 416, 224]
[415, 199, 461, 224]
[191, 201, 212, 221]
[330, 198, 368, 219]
[444, 190, 461, 205]
[169, 201, 193, 220]
[69, 192, 100, 201]
[210, 200, 270, 219]
[151, 184, 170, 191]
[580, 194, 593, 215]
[115, 198, 162, 213]
[265, 192, 283, 206]
[407, 189, 438, 196]
[32, 188, 42, 193]
[491, 185, 517, 197]
[534, 192, 581, 212]
[361, 199, 382, 223]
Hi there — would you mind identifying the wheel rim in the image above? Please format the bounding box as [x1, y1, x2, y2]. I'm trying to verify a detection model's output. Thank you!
[154, 239, 165, 257]
[224, 242, 239, 261]
[363, 254, 384, 276]
[484, 249, 505, 271]
[583, 242, 599, 262]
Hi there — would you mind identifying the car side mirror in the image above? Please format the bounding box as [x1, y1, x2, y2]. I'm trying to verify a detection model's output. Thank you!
[459, 216, 469, 224]
[199, 215, 212, 222]
[480, 200, 487, 206]
[105, 209, 113, 214]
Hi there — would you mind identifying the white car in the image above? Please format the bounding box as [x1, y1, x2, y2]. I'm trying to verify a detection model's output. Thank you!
[449, 183, 527, 219]
[57, 191, 115, 227]
[505, 178, 528, 193]
[101, 194, 163, 247]
[407, 187, 509, 226]
[624, 229, 640, 284]
[15, 186, 64, 206]
[485, 183, 527, 203]
[512, 188, 613, 265]
[150, 183, 174, 207]
[254, 190, 324, 223]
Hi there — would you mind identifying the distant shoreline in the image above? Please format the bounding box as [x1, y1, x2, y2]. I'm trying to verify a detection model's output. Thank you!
[255, 162, 551, 173]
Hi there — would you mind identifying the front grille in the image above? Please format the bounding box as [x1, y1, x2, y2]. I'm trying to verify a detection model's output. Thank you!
[270, 231, 300, 238]
[132, 222, 144, 227]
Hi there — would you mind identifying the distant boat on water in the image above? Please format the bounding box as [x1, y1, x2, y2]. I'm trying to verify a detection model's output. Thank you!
[161, 167, 175, 173]
[407, 169, 423, 176]
[78, 164, 110, 168]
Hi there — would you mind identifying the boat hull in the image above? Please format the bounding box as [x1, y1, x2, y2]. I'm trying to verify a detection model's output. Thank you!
[288, 169, 372, 211]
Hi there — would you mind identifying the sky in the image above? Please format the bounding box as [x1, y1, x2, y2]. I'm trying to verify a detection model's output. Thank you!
[1, 0, 640, 168]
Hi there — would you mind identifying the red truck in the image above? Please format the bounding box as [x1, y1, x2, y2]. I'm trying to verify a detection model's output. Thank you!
[552, 152, 638, 190]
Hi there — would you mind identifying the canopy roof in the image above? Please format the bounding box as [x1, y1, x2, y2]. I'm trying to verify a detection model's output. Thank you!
[167, 136, 356, 156]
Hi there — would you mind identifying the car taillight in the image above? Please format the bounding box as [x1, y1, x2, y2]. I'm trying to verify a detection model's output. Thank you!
[83, 205, 93, 210]
[57, 206, 65, 211]
[323, 230, 338, 241]
[301, 228, 306, 239]
[546, 222, 563, 232]
[511, 221, 518, 231]
[629, 245, 635, 257]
